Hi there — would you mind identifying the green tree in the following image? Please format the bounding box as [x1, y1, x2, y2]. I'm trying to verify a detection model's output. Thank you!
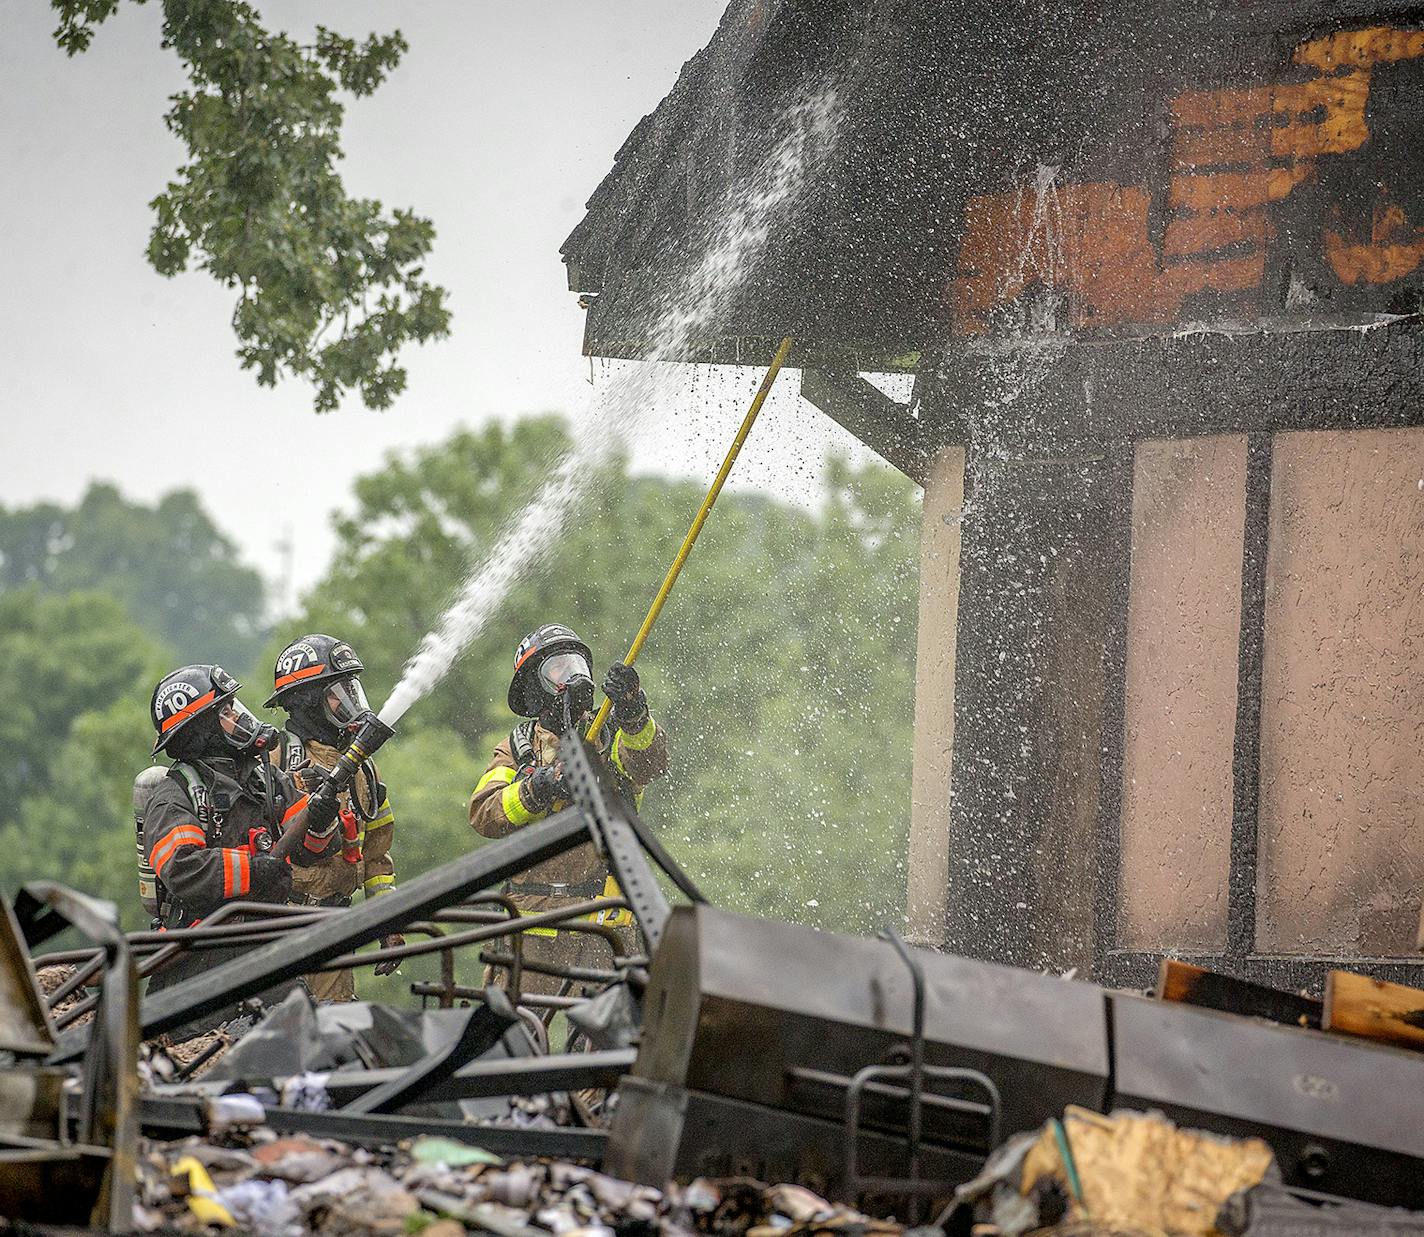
[0, 483, 268, 670]
[1, 698, 160, 928]
[51, 0, 450, 412]
[0, 591, 169, 926]
[0, 589, 167, 808]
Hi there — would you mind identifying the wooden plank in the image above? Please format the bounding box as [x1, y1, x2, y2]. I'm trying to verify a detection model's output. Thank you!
[1324, 970, 1424, 1051]
[1156, 959, 1321, 1029]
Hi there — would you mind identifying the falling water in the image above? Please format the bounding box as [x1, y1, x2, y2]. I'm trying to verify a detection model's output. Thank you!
[378, 87, 841, 727]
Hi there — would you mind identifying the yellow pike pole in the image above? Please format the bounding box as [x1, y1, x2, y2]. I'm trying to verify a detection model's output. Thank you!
[587, 335, 795, 744]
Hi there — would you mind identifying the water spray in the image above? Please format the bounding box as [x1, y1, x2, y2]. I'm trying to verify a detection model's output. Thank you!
[587, 336, 795, 744]
[375, 88, 839, 729]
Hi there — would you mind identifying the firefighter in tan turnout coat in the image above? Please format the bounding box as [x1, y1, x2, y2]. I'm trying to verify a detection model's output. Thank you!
[266, 635, 403, 1002]
[470, 624, 668, 996]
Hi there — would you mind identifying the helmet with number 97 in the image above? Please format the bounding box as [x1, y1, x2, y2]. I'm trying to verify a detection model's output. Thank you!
[150, 665, 277, 758]
[265, 634, 371, 735]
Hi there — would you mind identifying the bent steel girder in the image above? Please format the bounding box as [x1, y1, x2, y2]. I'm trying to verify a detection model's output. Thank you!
[14, 883, 139, 1233]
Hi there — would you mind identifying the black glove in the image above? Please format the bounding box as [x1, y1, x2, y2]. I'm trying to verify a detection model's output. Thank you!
[292, 764, 328, 796]
[249, 854, 293, 903]
[603, 662, 648, 728]
[373, 934, 405, 977]
[522, 763, 568, 812]
[304, 785, 341, 834]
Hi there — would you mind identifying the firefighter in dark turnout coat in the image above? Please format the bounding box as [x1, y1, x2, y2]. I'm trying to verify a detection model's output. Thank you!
[143, 664, 332, 998]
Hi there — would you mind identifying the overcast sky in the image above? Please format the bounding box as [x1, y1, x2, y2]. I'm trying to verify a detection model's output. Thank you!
[0, 1, 885, 607]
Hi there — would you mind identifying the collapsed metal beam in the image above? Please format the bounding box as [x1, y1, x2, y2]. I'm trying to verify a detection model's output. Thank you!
[318, 1048, 637, 1107]
[52, 809, 592, 1058]
[344, 989, 520, 1115]
[14, 884, 138, 1233]
[139, 1095, 607, 1161]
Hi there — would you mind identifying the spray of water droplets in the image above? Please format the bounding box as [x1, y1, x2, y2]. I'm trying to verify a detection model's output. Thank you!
[379, 88, 842, 726]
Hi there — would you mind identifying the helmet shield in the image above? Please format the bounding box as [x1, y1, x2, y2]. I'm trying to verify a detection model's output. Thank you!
[152, 664, 241, 754]
[266, 635, 365, 708]
[216, 698, 278, 754]
[322, 676, 371, 732]
[538, 651, 592, 692]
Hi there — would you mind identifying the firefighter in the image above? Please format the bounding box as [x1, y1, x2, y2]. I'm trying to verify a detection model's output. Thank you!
[469, 624, 668, 997]
[143, 664, 335, 998]
[265, 634, 404, 1002]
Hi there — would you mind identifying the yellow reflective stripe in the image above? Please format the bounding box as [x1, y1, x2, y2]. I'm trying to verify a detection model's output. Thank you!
[502, 780, 539, 827]
[522, 927, 559, 937]
[363, 875, 395, 894]
[369, 799, 395, 830]
[610, 717, 656, 780]
[475, 765, 515, 795]
[595, 875, 635, 926]
[619, 716, 658, 751]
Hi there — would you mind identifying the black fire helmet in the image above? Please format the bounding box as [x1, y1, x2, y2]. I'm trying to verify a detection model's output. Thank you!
[507, 624, 593, 717]
[150, 664, 241, 755]
[264, 634, 365, 708]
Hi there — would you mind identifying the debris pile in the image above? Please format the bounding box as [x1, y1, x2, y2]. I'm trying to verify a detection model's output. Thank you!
[135, 1128, 907, 1237]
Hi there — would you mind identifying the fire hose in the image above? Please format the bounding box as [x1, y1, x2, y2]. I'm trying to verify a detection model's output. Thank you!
[586, 335, 795, 744]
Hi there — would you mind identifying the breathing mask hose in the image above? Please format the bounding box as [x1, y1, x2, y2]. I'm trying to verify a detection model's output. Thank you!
[273, 712, 396, 860]
[587, 336, 794, 744]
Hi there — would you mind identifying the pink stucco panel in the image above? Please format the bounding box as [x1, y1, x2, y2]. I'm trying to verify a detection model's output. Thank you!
[1120, 435, 1246, 952]
[1258, 427, 1424, 956]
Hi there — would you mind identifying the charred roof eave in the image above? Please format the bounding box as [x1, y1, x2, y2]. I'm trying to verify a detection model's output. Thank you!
[565, 0, 1424, 378]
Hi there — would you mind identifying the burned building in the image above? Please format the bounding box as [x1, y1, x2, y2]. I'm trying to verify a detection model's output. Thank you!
[563, 1, 1424, 988]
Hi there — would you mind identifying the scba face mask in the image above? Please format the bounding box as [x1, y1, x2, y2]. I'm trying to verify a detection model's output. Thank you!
[322, 676, 371, 732]
[539, 652, 595, 726]
[217, 698, 279, 755]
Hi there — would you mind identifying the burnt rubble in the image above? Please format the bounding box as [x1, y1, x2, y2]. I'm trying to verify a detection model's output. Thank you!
[8, 739, 1424, 1235]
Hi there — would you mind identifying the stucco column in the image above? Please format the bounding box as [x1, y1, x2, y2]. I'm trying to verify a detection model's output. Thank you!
[904, 445, 965, 948]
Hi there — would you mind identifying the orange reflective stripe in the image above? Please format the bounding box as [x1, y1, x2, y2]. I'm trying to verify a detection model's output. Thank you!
[515, 645, 540, 670]
[273, 665, 325, 690]
[151, 825, 205, 877]
[281, 794, 310, 825]
[159, 689, 216, 732]
[221, 849, 250, 898]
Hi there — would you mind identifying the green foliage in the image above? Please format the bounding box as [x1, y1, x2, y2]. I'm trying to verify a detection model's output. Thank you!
[51, 0, 451, 412]
[0, 699, 159, 930]
[0, 589, 167, 808]
[0, 483, 268, 670]
[0, 594, 167, 928]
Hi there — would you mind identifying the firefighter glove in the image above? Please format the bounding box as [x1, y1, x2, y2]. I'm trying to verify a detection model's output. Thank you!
[523, 763, 567, 812]
[603, 661, 648, 729]
[374, 933, 405, 976]
[305, 786, 341, 833]
[249, 854, 293, 903]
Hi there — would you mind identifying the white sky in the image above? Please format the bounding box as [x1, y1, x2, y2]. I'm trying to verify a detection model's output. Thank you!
[0, 1, 889, 607]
